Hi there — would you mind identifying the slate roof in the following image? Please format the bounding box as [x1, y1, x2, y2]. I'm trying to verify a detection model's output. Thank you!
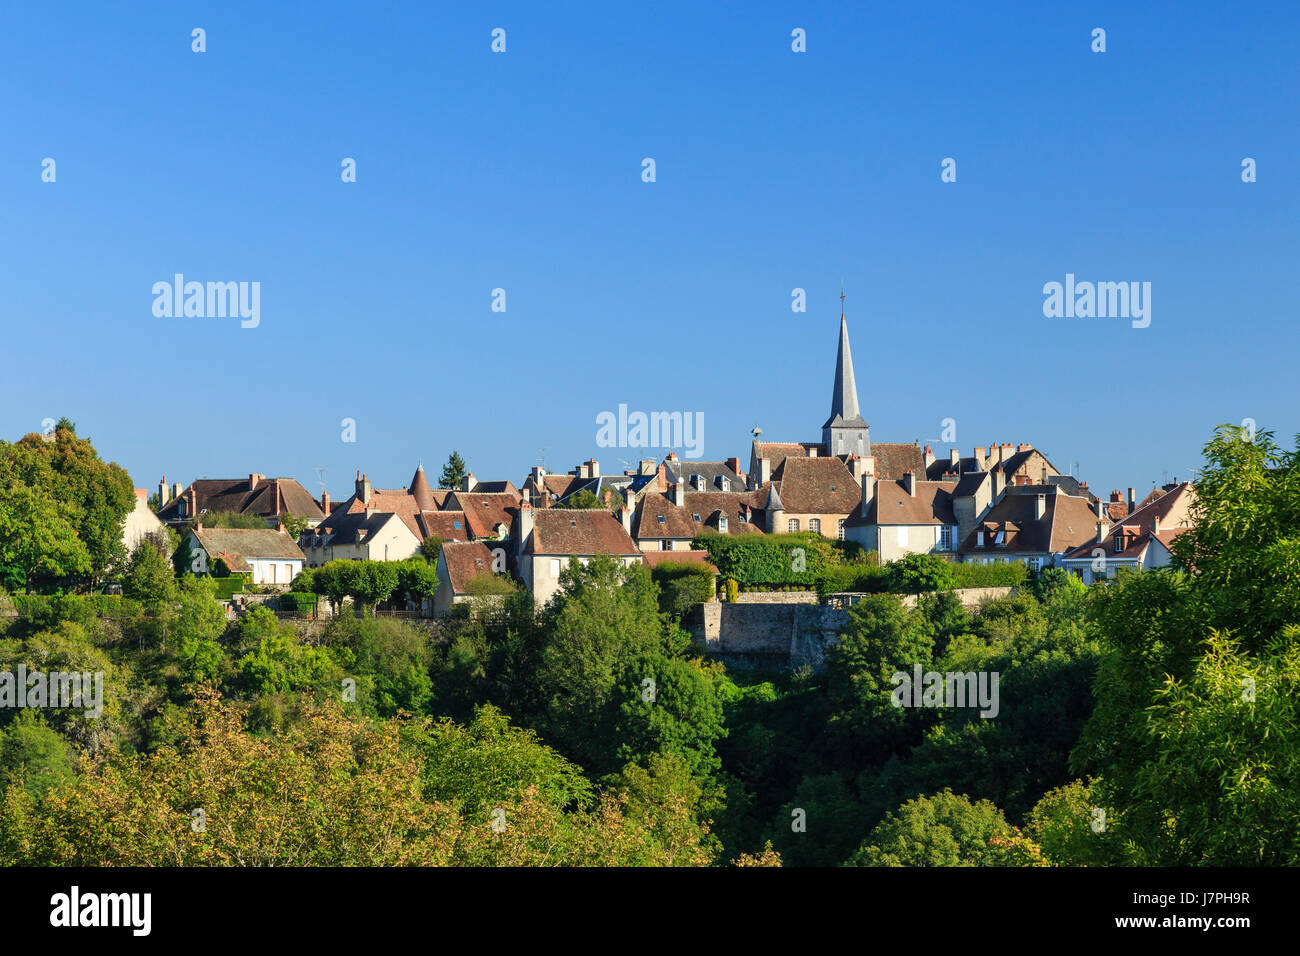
[664, 460, 744, 491]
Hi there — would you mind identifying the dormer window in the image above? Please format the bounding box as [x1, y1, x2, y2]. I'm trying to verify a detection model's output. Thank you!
[994, 531, 1005, 545]
[718, 477, 730, 491]
[1114, 535, 1123, 553]
[718, 516, 729, 532]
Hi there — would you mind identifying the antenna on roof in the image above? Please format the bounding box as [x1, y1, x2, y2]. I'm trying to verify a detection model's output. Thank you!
[751, 425, 762, 439]
[538, 447, 547, 470]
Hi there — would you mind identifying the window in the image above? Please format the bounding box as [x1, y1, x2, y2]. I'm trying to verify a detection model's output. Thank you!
[549, 558, 561, 577]
[787, 519, 800, 532]
[692, 514, 701, 521]
[994, 531, 1005, 545]
[809, 519, 821, 534]
[1114, 536, 1123, 553]
[837, 519, 845, 540]
[939, 527, 953, 551]
[977, 531, 984, 547]
[719, 478, 730, 491]
[718, 516, 729, 533]
[657, 514, 666, 525]
[662, 539, 671, 550]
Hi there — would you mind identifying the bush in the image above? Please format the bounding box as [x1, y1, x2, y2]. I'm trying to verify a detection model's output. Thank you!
[651, 562, 715, 618]
[695, 533, 839, 588]
[278, 592, 318, 618]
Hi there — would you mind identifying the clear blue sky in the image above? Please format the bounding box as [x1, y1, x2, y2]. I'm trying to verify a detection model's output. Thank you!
[3, 1, 1297, 501]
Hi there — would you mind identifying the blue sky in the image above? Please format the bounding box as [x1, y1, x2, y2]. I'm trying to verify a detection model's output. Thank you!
[3, 1, 1297, 500]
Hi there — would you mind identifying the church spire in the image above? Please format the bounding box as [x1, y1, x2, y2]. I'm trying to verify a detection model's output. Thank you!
[822, 291, 869, 456]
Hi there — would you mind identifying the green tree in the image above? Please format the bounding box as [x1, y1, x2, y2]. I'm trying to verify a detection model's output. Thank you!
[440, 451, 469, 491]
[847, 790, 1012, 867]
[0, 712, 75, 799]
[122, 541, 176, 605]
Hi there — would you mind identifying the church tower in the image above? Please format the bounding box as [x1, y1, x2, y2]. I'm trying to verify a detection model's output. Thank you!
[821, 293, 870, 458]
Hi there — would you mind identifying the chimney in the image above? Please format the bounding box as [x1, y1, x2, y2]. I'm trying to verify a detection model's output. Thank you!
[1110, 489, 1122, 502]
[461, 472, 475, 493]
[1152, 513, 1162, 535]
[973, 446, 986, 463]
[517, 500, 534, 552]
[758, 457, 771, 486]
[249, 473, 261, 492]
[356, 471, 372, 505]
[158, 476, 170, 506]
[1034, 493, 1046, 520]
[195, 521, 203, 532]
[903, 471, 916, 496]
[187, 486, 197, 518]
[860, 469, 876, 514]
[1018, 443, 1032, 453]
[275, 521, 285, 533]
[657, 461, 667, 492]
[672, 482, 685, 507]
[577, 461, 589, 480]
[173, 482, 182, 500]
[726, 457, 743, 478]
[923, 445, 936, 470]
[639, 459, 657, 476]
[949, 448, 960, 471]
[1096, 521, 1107, 544]
[274, 481, 282, 515]
[588, 459, 600, 479]
[1095, 498, 1104, 519]
[1127, 487, 1136, 511]
[320, 490, 330, 514]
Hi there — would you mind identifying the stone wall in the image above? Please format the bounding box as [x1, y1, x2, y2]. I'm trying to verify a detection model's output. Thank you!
[688, 602, 847, 672]
[733, 590, 820, 605]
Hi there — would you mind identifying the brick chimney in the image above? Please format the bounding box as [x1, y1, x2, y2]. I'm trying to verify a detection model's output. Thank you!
[1127, 487, 1136, 511]
[1018, 443, 1032, 453]
[1095, 498, 1104, 519]
[657, 461, 667, 492]
[320, 490, 330, 514]
[923, 445, 936, 470]
[1152, 513, 1162, 535]
[758, 457, 771, 486]
[588, 458, 600, 478]
[248, 473, 262, 492]
[461, 472, 475, 493]
[356, 470, 372, 504]
[620, 489, 634, 534]
[274, 481, 282, 515]
[903, 471, 916, 496]
[726, 457, 743, 478]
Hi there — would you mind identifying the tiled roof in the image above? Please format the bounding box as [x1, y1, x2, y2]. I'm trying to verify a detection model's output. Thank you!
[158, 476, 324, 522]
[640, 550, 719, 573]
[770, 456, 860, 515]
[664, 460, 744, 491]
[528, 510, 640, 556]
[865, 479, 957, 526]
[634, 493, 697, 539]
[441, 541, 503, 593]
[682, 491, 766, 535]
[192, 527, 305, 572]
[959, 491, 1101, 555]
[418, 510, 469, 541]
[1061, 482, 1195, 561]
[870, 443, 927, 481]
[444, 492, 521, 539]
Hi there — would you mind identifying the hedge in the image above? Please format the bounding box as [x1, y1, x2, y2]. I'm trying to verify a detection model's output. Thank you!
[693, 532, 841, 588]
[278, 591, 318, 617]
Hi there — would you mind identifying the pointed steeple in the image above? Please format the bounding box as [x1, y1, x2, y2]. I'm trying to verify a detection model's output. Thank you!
[822, 292, 870, 457]
[409, 465, 434, 511]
